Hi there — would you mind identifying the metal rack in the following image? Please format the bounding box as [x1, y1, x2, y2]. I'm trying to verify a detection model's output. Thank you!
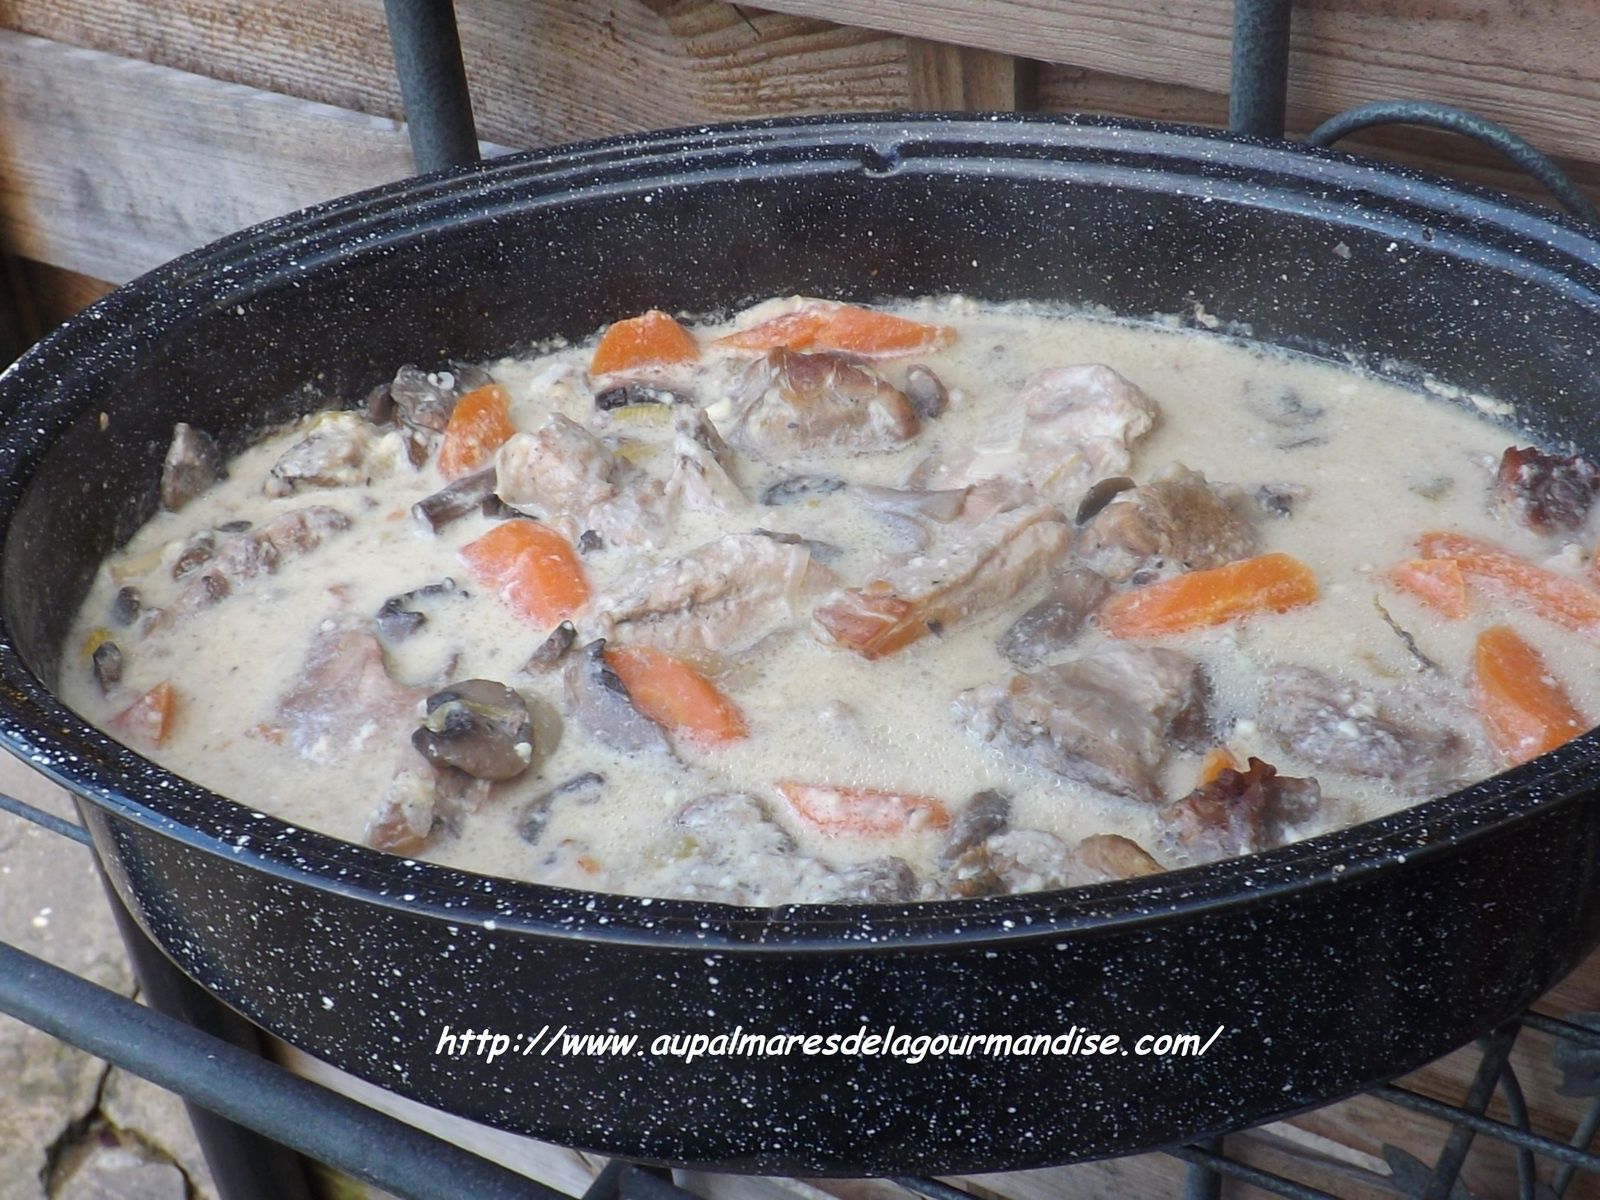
[4, 1, 1600, 1197]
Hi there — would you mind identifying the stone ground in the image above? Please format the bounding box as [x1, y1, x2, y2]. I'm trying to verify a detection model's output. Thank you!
[0, 753, 217, 1200]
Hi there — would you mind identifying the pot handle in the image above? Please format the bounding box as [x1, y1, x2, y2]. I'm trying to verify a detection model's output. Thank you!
[1306, 100, 1600, 228]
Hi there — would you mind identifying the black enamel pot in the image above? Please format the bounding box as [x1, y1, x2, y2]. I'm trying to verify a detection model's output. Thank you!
[4, 115, 1600, 1175]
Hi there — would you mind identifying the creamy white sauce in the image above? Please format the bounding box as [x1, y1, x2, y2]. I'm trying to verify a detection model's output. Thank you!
[58, 298, 1600, 903]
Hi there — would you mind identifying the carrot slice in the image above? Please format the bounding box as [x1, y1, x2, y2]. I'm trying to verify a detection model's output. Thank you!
[111, 681, 176, 748]
[775, 781, 950, 837]
[714, 309, 826, 352]
[436, 383, 515, 478]
[1471, 625, 1587, 765]
[604, 645, 746, 746]
[714, 302, 953, 356]
[460, 520, 588, 626]
[1387, 558, 1468, 619]
[1099, 553, 1319, 639]
[1197, 746, 1241, 787]
[588, 310, 699, 376]
[1417, 531, 1600, 637]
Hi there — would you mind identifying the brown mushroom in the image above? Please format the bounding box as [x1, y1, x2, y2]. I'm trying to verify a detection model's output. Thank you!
[411, 679, 537, 782]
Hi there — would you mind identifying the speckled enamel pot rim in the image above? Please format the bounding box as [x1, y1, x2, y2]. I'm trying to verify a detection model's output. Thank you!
[4, 113, 1600, 951]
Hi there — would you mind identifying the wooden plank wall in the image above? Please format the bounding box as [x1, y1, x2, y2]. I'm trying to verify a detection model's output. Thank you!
[5, 2, 1600, 1194]
[3, 0, 1599, 296]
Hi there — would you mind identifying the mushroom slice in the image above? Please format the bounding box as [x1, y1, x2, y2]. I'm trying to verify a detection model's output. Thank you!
[996, 567, 1110, 668]
[760, 474, 847, 506]
[160, 423, 222, 512]
[516, 771, 605, 846]
[91, 640, 124, 693]
[413, 468, 497, 532]
[522, 621, 577, 674]
[375, 578, 461, 642]
[903, 364, 948, 420]
[412, 679, 537, 782]
[935, 789, 1011, 869]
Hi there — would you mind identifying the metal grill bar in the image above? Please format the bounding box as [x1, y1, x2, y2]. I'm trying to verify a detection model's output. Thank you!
[1167, 1143, 1338, 1200]
[1377, 1083, 1600, 1174]
[0, 936, 553, 1200]
[0, 788, 91, 845]
[381, 0, 480, 172]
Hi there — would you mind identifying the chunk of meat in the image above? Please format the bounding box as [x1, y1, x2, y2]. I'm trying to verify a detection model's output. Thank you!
[996, 567, 1111, 668]
[912, 365, 1159, 511]
[460, 520, 589, 627]
[1077, 463, 1259, 583]
[1098, 552, 1318, 639]
[665, 406, 747, 513]
[275, 620, 423, 761]
[635, 792, 918, 905]
[588, 310, 699, 377]
[724, 349, 920, 460]
[954, 644, 1209, 803]
[160, 424, 221, 511]
[775, 781, 950, 836]
[1074, 834, 1163, 881]
[495, 414, 667, 547]
[714, 301, 953, 357]
[1261, 665, 1476, 792]
[364, 750, 491, 855]
[264, 413, 378, 497]
[814, 497, 1071, 659]
[153, 506, 352, 627]
[1158, 757, 1322, 865]
[562, 639, 671, 755]
[1494, 446, 1600, 533]
[594, 532, 822, 669]
[1472, 625, 1587, 765]
[936, 829, 1159, 898]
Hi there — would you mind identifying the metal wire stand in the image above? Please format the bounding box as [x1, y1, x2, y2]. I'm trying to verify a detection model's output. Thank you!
[4, 1, 1600, 1197]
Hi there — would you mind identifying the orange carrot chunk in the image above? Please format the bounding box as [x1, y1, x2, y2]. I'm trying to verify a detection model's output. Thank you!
[775, 781, 950, 837]
[1417, 531, 1600, 637]
[1387, 558, 1468, 619]
[1099, 552, 1318, 639]
[1197, 746, 1241, 787]
[1472, 625, 1587, 765]
[715, 302, 952, 356]
[812, 305, 954, 355]
[436, 383, 515, 478]
[604, 645, 747, 747]
[460, 520, 588, 626]
[588, 310, 699, 376]
[111, 681, 176, 748]
[714, 309, 827, 352]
